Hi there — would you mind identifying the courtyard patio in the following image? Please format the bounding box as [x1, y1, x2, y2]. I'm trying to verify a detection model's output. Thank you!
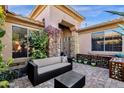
[9, 63, 124, 88]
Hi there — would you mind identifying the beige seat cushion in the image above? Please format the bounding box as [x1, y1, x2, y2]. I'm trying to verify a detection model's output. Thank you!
[33, 57, 61, 67]
[38, 63, 71, 74]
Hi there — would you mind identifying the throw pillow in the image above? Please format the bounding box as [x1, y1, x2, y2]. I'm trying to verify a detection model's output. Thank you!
[61, 56, 68, 63]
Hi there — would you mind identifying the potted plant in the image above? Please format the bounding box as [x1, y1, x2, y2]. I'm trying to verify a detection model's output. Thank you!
[91, 59, 97, 66]
[83, 58, 88, 64]
[72, 57, 76, 63]
[77, 59, 82, 63]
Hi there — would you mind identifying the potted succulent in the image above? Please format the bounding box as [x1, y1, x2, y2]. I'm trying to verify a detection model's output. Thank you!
[83, 58, 88, 64]
[72, 57, 76, 63]
[77, 59, 82, 63]
[91, 59, 97, 66]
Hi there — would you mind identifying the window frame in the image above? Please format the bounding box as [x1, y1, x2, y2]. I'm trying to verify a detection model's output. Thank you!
[91, 28, 122, 52]
[12, 25, 29, 58]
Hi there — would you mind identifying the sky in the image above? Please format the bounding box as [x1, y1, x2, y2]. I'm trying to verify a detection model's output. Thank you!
[8, 5, 124, 28]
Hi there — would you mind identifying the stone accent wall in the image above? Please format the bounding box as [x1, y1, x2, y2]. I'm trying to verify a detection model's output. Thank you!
[70, 30, 78, 57]
[70, 35, 75, 57]
[45, 25, 61, 57]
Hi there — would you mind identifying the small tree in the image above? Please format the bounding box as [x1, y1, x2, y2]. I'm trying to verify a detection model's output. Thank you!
[106, 10, 124, 57]
[105, 11, 124, 16]
[106, 10, 124, 35]
[29, 29, 48, 59]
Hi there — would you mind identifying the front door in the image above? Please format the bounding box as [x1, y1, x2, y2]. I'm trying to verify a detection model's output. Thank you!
[63, 36, 71, 57]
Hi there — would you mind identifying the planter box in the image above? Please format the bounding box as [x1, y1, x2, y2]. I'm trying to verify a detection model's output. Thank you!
[77, 54, 112, 68]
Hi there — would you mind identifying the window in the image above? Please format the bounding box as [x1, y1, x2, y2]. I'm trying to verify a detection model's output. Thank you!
[92, 29, 122, 52]
[105, 30, 122, 51]
[92, 32, 104, 51]
[12, 26, 28, 58]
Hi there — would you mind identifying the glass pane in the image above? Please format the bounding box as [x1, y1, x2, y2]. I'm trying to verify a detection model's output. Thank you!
[92, 32, 104, 51]
[12, 26, 28, 58]
[105, 29, 122, 52]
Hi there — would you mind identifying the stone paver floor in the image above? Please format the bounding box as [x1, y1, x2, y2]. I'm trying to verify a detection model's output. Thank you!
[10, 63, 124, 88]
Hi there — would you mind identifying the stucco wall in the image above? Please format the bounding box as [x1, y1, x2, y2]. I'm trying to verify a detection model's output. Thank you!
[49, 6, 81, 55]
[35, 6, 81, 29]
[1, 22, 12, 61]
[35, 6, 50, 27]
[79, 22, 124, 55]
[50, 6, 81, 29]
[79, 33, 91, 54]
[2, 22, 40, 61]
[35, 5, 82, 56]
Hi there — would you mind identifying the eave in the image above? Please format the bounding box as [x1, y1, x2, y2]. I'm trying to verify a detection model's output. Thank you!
[6, 11, 44, 29]
[29, 5, 84, 23]
[29, 5, 47, 19]
[78, 17, 124, 33]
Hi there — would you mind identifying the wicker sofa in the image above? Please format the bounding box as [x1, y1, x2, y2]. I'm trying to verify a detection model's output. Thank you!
[27, 56, 72, 86]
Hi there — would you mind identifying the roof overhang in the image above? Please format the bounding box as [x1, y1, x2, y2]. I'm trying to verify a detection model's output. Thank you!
[29, 5, 47, 19]
[78, 17, 124, 33]
[6, 11, 44, 29]
[29, 5, 84, 23]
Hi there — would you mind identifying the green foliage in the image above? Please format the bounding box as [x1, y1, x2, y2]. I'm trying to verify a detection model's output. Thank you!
[0, 6, 5, 25]
[6, 57, 14, 66]
[0, 28, 5, 38]
[0, 62, 8, 73]
[118, 24, 124, 31]
[0, 6, 14, 85]
[0, 6, 7, 74]
[114, 24, 124, 35]
[106, 10, 124, 35]
[105, 10, 124, 16]
[29, 29, 48, 59]
[0, 70, 18, 81]
[0, 57, 14, 73]
[0, 80, 9, 88]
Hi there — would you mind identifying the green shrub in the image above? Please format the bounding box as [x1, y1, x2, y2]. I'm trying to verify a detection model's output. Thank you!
[29, 29, 48, 59]
[0, 80, 9, 88]
[0, 6, 5, 25]
[0, 70, 18, 81]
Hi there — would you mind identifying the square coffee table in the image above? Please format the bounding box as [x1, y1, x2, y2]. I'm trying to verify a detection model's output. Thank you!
[54, 71, 85, 88]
